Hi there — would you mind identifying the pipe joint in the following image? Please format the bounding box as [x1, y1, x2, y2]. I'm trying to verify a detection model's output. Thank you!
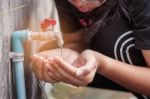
[9, 52, 24, 62]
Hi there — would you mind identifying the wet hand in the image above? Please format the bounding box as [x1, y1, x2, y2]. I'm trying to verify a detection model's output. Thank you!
[74, 50, 97, 77]
[31, 48, 79, 82]
[45, 50, 98, 86]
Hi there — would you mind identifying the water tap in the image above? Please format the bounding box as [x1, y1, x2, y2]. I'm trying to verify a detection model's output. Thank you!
[40, 18, 64, 48]
[28, 18, 64, 48]
[29, 18, 64, 99]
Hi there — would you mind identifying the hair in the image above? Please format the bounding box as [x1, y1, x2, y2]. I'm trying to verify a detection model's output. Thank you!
[55, 0, 130, 43]
[82, 0, 131, 42]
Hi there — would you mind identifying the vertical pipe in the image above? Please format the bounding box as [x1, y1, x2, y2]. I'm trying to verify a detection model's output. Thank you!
[11, 30, 28, 99]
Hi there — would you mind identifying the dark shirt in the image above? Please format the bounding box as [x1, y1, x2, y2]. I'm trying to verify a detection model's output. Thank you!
[55, 0, 150, 98]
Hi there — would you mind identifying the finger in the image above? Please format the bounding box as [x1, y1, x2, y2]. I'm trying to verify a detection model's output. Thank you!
[52, 56, 77, 75]
[31, 55, 38, 62]
[47, 71, 60, 83]
[44, 57, 67, 82]
[76, 57, 97, 77]
[31, 55, 39, 71]
[43, 60, 61, 82]
[35, 57, 45, 80]
[50, 58, 72, 81]
[43, 72, 55, 83]
[73, 56, 85, 68]
[50, 57, 82, 85]
[42, 65, 58, 83]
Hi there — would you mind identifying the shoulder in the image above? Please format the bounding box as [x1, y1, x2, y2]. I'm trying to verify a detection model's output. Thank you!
[129, 0, 150, 50]
[129, 0, 150, 23]
[130, 0, 150, 5]
[130, 0, 150, 13]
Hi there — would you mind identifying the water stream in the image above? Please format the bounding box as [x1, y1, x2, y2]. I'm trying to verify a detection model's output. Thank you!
[76, 87, 80, 99]
[60, 45, 80, 99]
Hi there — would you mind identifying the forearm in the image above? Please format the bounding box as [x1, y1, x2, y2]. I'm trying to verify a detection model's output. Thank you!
[94, 51, 150, 95]
[64, 42, 85, 53]
[63, 30, 86, 53]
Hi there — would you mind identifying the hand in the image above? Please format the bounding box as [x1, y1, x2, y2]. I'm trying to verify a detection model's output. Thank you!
[74, 50, 97, 77]
[45, 50, 98, 86]
[73, 50, 98, 85]
[31, 48, 79, 82]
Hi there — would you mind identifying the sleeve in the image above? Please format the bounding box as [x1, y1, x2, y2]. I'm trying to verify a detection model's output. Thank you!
[55, 0, 82, 33]
[131, 0, 150, 50]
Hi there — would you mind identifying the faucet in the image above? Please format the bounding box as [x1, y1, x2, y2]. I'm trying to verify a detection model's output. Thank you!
[28, 18, 64, 48]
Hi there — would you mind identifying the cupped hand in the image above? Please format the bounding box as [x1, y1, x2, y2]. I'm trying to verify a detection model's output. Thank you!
[73, 50, 98, 85]
[31, 48, 79, 82]
[45, 50, 98, 86]
[74, 50, 97, 77]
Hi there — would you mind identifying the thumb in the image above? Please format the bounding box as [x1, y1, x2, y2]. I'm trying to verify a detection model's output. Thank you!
[31, 55, 38, 62]
[73, 56, 85, 68]
[75, 58, 97, 77]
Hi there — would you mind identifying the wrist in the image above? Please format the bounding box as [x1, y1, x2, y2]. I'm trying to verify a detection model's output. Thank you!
[94, 51, 113, 75]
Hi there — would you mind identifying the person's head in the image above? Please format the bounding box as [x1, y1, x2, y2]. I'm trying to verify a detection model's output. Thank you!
[67, 0, 106, 13]
[57, 0, 129, 42]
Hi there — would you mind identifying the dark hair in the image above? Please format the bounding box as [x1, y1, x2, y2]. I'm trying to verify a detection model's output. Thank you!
[82, 0, 130, 42]
[55, 0, 130, 42]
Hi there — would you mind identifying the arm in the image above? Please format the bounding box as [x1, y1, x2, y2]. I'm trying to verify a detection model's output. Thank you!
[142, 50, 150, 66]
[63, 30, 86, 53]
[31, 30, 87, 83]
[94, 50, 150, 96]
[32, 42, 150, 96]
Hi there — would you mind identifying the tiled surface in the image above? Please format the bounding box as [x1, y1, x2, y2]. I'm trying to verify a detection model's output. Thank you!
[51, 83, 135, 99]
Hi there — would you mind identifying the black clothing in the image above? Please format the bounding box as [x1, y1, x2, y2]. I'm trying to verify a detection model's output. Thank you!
[55, 0, 150, 98]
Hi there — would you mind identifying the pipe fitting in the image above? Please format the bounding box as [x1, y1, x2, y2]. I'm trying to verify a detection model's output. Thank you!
[9, 52, 24, 62]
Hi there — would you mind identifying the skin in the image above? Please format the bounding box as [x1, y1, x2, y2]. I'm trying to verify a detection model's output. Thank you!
[31, 0, 150, 96]
[68, 0, 106, 13]
[32, 31, 150, 96]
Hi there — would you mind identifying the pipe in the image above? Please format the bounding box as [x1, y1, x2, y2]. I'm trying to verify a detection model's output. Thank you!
[11, 30, 28, 99]
[11, 30, 63, 99]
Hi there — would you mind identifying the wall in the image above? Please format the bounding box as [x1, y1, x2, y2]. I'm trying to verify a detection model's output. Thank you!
[0, 0, 58, 99]
[0, 0, 29, 99]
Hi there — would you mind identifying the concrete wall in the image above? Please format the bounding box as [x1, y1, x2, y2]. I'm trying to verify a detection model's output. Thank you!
[0, 0, 29, 99]
[0, 0, 58, 99]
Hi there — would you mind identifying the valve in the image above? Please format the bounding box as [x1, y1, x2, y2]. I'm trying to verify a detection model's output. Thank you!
[40, 18, 56, 32]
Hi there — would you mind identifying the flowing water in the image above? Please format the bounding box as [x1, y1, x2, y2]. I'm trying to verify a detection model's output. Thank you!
[60, 45, 80, 99]
[60, 45, 63, 58]
[76, 87, 80, 99]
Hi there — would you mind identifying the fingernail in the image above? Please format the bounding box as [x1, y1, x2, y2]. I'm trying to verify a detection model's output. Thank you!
[76, 69, 83, 77]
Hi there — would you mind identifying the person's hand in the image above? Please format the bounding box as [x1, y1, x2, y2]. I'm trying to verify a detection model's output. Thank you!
[31, 48, 79, 82]
[45, 49, 98, 86]
[74, 49, 98, 78]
